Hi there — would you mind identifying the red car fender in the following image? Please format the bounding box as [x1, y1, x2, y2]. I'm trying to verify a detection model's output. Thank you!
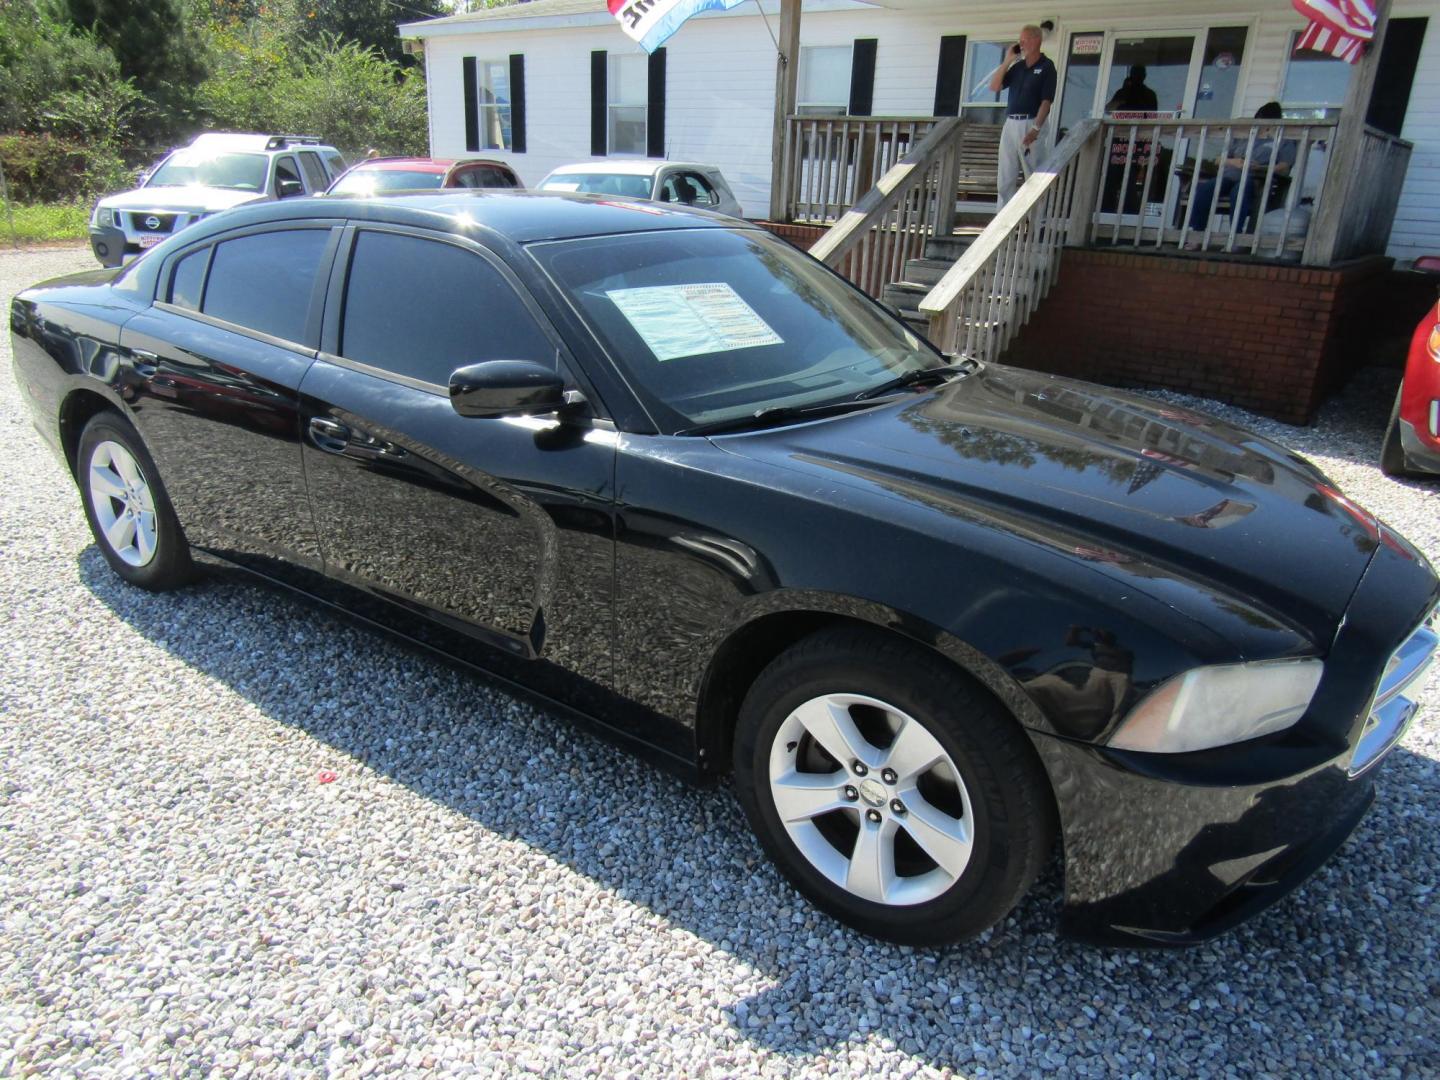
[1400, 298, 1440, 453]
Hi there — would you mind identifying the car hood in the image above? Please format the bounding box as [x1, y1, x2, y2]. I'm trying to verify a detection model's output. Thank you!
[717, 364, 1408, 649]
[99, 187, 266, 214]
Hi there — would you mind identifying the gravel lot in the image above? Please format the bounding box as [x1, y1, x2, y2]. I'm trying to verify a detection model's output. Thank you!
[2, 244, 1438, 1078]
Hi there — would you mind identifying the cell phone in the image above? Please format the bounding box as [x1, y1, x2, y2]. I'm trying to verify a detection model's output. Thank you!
[1010, 43, 1021, 55]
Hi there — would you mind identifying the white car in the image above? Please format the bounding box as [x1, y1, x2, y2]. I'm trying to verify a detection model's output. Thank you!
[537, 160, 744, 218]
[88, 133, 347, 267]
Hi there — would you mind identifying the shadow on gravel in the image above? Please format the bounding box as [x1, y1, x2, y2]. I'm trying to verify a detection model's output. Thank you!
[80, 549, 1440, 1075]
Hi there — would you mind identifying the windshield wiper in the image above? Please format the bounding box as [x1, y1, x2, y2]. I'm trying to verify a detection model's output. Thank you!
[678, 397, 884, 436]
[852, 359, 978, 400]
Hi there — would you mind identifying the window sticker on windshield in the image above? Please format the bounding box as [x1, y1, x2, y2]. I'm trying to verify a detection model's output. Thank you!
[544, 181, 581, 191]
[606, 283, 783, 362]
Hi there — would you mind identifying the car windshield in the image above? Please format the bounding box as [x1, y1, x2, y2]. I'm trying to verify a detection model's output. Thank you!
[329, 169, 446, 196]
[539, 173, 653, 199]
[146, 150, 269, 191]
[530, 228, 943, 432]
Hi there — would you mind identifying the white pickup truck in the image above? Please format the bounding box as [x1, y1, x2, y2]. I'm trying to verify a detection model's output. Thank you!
[88, 133, 347, 267]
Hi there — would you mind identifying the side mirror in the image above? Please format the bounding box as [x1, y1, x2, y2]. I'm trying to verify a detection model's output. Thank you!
[277, 178, 305, 199]
[449, 360, 567, 419]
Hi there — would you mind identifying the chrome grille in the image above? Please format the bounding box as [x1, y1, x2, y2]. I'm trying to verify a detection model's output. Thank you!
[1351, 605, 1438, 775]
[129, 211, 179, 233]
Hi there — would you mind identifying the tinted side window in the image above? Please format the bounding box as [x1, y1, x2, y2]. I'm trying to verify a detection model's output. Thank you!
[325, 153, 347, 178]
[169, 247, 208, 309]
[201, 229, 330, 345]
[297, 151, 327, 191]
[340, 231, 554, 387]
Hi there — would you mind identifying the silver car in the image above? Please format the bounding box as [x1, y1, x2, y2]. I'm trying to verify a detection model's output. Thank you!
[537, 160, 744, 218]
[88, 134, 347, 267]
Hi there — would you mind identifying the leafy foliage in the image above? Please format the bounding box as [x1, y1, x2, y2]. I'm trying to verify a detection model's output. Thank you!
[0, 0, 439, 203]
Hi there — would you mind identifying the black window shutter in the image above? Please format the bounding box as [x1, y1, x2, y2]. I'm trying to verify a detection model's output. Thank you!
[647, 48, 666, 158]
[848, 38, 877, 116]
[509, 54, 527, 153]
[933, 35, 967, 116]
[591, 50, 608, 156]
[1366, 16, 1426, 136]
[462, 56, 480, 153]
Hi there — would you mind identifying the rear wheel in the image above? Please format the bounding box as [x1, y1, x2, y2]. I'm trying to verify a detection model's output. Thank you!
[733, 626, 1055, 945]
[77, 413, 193, 590]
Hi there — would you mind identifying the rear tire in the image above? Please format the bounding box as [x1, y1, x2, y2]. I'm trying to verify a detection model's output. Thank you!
[1380, 384, 1412, 478]
[77, 412, 194, 591]
[733, 625, 1055, 945]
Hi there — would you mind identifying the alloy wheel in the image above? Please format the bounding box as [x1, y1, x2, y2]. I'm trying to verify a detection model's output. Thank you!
[767, 692, 974, 906]
[87, 439, 158, 568]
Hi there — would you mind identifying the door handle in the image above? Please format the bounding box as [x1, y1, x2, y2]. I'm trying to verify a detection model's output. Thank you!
[131, 348, 159, 378]
[309, 416, 351, 452]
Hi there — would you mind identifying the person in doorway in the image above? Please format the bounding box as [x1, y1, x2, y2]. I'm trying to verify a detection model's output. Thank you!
[988, 24, 1058, 207]
[1186, 101, 1296, 243]
[1105, 65, 1159, 113]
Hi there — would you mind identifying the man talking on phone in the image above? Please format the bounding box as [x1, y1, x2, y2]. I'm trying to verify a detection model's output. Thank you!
[988, 24, 1057, 207]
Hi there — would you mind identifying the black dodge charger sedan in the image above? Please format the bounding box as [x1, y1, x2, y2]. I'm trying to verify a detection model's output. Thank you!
[11, 192, 1438, 946]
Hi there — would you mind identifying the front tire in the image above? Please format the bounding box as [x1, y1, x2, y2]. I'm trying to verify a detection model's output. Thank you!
[77, 412, 193, 590]
[733, 626, 1055, 945]
[1380, 384, 1411, 478]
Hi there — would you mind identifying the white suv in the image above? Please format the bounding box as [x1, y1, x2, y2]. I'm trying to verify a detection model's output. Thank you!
[88, 133, 347, 267]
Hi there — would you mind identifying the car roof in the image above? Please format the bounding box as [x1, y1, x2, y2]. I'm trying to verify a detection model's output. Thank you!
[349, 158, 455, 173]
[187, 189, 750, 244]
[187, 133, 334, 153]
[544, 160, 719, 178]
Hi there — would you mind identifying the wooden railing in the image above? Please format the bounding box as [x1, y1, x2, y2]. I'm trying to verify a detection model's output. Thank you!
[1086, 117, 1336, 259]
[781, 116, 939, 225]
[808, 118, 970, 298]
[919, 120, 1102, 363]
[1323, 124, 1412, 262]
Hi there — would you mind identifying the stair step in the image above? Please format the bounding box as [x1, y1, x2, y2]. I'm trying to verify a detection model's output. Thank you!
[901, 257, 955, 287]
[923, 233, 979, 261]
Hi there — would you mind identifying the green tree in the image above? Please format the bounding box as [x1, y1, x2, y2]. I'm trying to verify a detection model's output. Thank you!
[60, 0, 209, 142]
[290, 0, 449, 67]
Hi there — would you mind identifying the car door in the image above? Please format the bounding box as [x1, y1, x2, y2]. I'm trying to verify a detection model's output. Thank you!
[298, 224, 616, 688]
[117, 223, 340, 580]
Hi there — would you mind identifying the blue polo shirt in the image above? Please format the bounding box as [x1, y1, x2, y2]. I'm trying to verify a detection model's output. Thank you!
[1002, 53, 1058, 118]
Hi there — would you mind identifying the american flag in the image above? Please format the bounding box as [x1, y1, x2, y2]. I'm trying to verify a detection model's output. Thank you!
[1291, 0, 1377, 64]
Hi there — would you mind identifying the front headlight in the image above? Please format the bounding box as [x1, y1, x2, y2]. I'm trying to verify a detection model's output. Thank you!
[1109, 658, 1324, 753]
[92, 206, 113, 228]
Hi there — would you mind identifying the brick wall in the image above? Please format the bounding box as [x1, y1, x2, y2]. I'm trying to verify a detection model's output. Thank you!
[755, 221, 829, 251]
[1001, 250, 1395, 425]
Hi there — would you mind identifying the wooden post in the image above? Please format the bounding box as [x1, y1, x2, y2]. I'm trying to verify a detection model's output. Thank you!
[1302, 0, 1390, 267]
[768, 0, 802, 222]
[1066, 122, 1105, 246]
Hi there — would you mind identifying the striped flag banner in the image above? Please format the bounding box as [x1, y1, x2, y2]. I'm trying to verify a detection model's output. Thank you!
[1291, 0, 1376, 63]
[609, 0, 752, 54]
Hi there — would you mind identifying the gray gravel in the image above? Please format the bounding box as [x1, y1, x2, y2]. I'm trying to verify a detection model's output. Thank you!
[2, 244, 1438, 1078]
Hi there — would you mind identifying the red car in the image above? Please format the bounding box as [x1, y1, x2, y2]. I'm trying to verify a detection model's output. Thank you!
[324, 157, 521, 197]
[1382, 255, 1440, 477]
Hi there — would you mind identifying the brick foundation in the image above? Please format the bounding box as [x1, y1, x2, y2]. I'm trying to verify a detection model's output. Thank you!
[1001, 249, 1395, 425]
[755, 220, 829, 251]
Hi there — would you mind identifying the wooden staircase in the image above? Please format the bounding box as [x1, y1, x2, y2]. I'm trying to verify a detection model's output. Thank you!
[881, 215, 993, 337]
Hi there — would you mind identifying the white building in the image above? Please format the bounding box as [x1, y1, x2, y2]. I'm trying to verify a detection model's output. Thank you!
[401, 0, 1437, 264]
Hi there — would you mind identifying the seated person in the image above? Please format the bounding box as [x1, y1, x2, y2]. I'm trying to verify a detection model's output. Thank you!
[1187, 102, 1295, 238]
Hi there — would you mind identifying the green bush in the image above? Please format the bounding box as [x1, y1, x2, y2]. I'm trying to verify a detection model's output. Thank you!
[0, 133, 91, 203]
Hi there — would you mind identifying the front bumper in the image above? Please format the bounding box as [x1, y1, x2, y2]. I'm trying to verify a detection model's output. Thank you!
[1039, 538, 1439, 947]
[88, 225, 128, 268]
[1398, 414, 1440, 475]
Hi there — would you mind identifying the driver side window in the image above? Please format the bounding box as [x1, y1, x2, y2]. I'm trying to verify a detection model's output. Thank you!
[339, 230, 558, 388]
[274, 156, 303, 197]
[658, 172, 718, 207]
